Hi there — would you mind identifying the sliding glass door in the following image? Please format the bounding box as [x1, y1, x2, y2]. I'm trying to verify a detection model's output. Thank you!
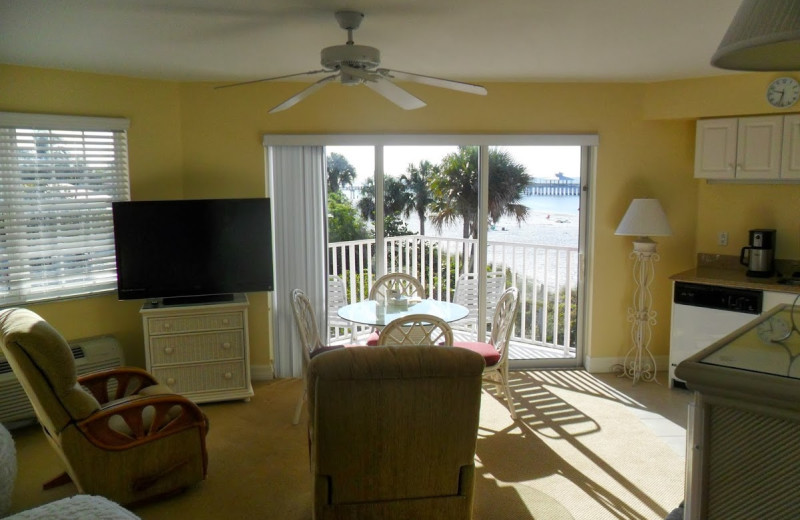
[265, 134, 595, 369]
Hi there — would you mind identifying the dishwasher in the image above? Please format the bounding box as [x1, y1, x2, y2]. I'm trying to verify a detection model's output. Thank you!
[669, 281, 763, 388]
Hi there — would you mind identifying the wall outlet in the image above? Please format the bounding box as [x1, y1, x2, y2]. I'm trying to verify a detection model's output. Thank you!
[718, 231, 728, 246]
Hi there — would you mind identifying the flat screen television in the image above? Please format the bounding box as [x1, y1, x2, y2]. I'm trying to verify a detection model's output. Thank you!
[112, 198, 274, 305]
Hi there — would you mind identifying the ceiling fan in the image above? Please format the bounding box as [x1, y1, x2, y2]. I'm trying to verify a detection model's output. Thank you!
[215, 10, 488, 114]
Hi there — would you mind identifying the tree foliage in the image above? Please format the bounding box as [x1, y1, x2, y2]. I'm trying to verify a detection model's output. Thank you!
[327, 152, 357, 193]
[327, 191, 368, 243]
[429, 146, 531, 239]
[400, 160, 436, 236]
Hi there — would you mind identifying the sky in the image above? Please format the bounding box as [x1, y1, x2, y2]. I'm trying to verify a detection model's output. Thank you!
[327, 145, 582, 185]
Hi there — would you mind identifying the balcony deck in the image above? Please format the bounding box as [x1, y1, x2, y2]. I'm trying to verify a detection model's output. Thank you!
[329, 234, 579, 363]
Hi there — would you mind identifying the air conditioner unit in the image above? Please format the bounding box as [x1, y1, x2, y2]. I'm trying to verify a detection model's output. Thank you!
[0, 335, 124, 426]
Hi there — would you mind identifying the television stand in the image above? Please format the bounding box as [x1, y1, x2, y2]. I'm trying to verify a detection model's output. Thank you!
[161, 293, 235, 306]
[140, 293, 253, 404]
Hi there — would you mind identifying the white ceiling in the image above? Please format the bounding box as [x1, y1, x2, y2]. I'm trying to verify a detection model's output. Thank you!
[0, 0, 744, 84]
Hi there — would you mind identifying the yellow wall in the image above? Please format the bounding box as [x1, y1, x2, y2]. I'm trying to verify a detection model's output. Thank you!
[177, 80, 697, 366]
[644, 73, 800, 260]
[4, 63, 797, 372]
[0, 65, 184, 367]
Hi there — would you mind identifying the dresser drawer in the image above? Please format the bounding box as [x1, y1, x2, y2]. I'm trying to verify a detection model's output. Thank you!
[152, 361, 247, 394]
[147, 312, 243, 335]
[149, 330, 244, 365]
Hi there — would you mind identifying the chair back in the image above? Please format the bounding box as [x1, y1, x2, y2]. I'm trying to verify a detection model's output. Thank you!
[0, 308, 100, 434]
[368, 273, 424, 301]
[290, 289, 324, 365]
[377, 314, 454, 347]
[308, 346, 484, 519]
[326, 275, 350, 327]
[453, 271, 506, 331]
[488, 287, 520, 362]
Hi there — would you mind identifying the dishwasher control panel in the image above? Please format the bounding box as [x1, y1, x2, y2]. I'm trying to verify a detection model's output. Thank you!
[673, 282, 762, 314]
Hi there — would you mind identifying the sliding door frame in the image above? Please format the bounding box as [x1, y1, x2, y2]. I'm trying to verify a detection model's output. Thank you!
[264, 133, 598, 367]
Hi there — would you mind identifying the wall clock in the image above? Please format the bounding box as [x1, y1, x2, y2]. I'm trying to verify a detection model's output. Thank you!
[766, 77, 800, 108]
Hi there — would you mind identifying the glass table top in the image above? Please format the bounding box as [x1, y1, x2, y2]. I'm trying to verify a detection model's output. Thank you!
[700, 304, 800, 379]
[337, 299, 469, 327]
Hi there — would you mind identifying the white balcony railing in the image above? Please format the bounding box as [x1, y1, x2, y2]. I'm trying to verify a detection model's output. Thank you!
[328, 235, 578, 356]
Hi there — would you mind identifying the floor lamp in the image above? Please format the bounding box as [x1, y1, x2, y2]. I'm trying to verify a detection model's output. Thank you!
[615, 198, 672, 384]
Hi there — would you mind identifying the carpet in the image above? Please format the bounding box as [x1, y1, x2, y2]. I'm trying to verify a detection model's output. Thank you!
[8, 370, 687, 520]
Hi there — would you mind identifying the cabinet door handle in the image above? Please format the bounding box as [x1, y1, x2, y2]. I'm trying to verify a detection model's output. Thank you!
[164, 347, 174, 355]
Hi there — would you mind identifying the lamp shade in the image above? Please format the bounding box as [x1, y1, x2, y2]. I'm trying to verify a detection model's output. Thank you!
[712, 0, 800, 71]
[615, 198, 672, 237]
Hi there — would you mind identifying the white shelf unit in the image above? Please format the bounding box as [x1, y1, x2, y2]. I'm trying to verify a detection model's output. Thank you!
[140, 294, 253, 404]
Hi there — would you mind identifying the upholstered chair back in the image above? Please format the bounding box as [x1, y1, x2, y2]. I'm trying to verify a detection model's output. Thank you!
[0, 308, 100, 434]
[308, 345, 485, 519]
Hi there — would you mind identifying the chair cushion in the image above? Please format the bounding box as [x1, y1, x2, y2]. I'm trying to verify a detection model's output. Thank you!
[365, 331, 380, 346]
[453, 341, 500, 366]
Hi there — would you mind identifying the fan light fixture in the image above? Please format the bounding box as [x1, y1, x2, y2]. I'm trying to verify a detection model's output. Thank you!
[215, 10, 488, 114]
[712, 0, 800, 71]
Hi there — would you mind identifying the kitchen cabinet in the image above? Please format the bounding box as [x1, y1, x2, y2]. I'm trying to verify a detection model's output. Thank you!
[694, 115, 798, 181]
[781, 113, 800, 179]
[140, 294, 254, 404]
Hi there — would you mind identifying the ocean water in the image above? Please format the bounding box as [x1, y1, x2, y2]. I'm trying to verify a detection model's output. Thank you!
[402, 194, 580, 249]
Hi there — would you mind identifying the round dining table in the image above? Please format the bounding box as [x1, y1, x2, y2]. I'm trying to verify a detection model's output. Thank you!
[337, 299, 469, 327]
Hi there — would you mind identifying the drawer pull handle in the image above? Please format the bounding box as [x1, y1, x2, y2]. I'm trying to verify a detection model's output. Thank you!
[164, 347, 174, 355]
[223, 372, 233, 380]
[163, 323, 171, 330]
[166, 377, 176, 386]
[222, 318, 230, 325]
[221, 342, 231, 349]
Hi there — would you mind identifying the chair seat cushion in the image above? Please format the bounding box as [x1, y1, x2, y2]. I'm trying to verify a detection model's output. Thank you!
[365, 331, 381, 346]
[453, 341, 500, 366]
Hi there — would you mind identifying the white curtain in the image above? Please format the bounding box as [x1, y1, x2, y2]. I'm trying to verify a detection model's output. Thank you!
[267, 146, 327, 378]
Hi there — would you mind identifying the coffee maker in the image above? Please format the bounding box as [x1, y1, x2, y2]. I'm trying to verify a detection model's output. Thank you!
[740, 229, 776, 277]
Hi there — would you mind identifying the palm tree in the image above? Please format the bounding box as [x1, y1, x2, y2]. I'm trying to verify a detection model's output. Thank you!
[327, 152, 357, 193]
[429, 146, 531, 239]
[356, 177, 412, 237]
[400, 160, 436, 236]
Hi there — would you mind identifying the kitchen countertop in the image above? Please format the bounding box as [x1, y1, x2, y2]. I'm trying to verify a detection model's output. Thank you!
[670, 254, 800, 294]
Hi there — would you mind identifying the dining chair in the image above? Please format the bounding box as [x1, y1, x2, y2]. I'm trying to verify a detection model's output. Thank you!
[368, 272, 425, 301]
[327, 274, 357, 343]
[377, 314, 454, 347]
[366, 273, 426, 345]
[454, 287, 520, 419]
[289, 288, 342, 425]
[453, 271, 506, 334]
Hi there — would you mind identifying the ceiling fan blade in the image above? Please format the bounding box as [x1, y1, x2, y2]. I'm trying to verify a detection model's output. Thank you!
[268, 74, 339, 113]
[377, 68, 488, 96]
[215, 70, 329, 90]
[364, 77, 426, 110]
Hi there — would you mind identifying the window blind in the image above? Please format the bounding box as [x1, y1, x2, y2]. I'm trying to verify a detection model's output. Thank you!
[0, 112, 130, 305]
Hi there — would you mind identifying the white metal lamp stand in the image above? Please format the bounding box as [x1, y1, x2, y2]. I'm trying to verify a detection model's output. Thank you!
[615, 199, 672, 384]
